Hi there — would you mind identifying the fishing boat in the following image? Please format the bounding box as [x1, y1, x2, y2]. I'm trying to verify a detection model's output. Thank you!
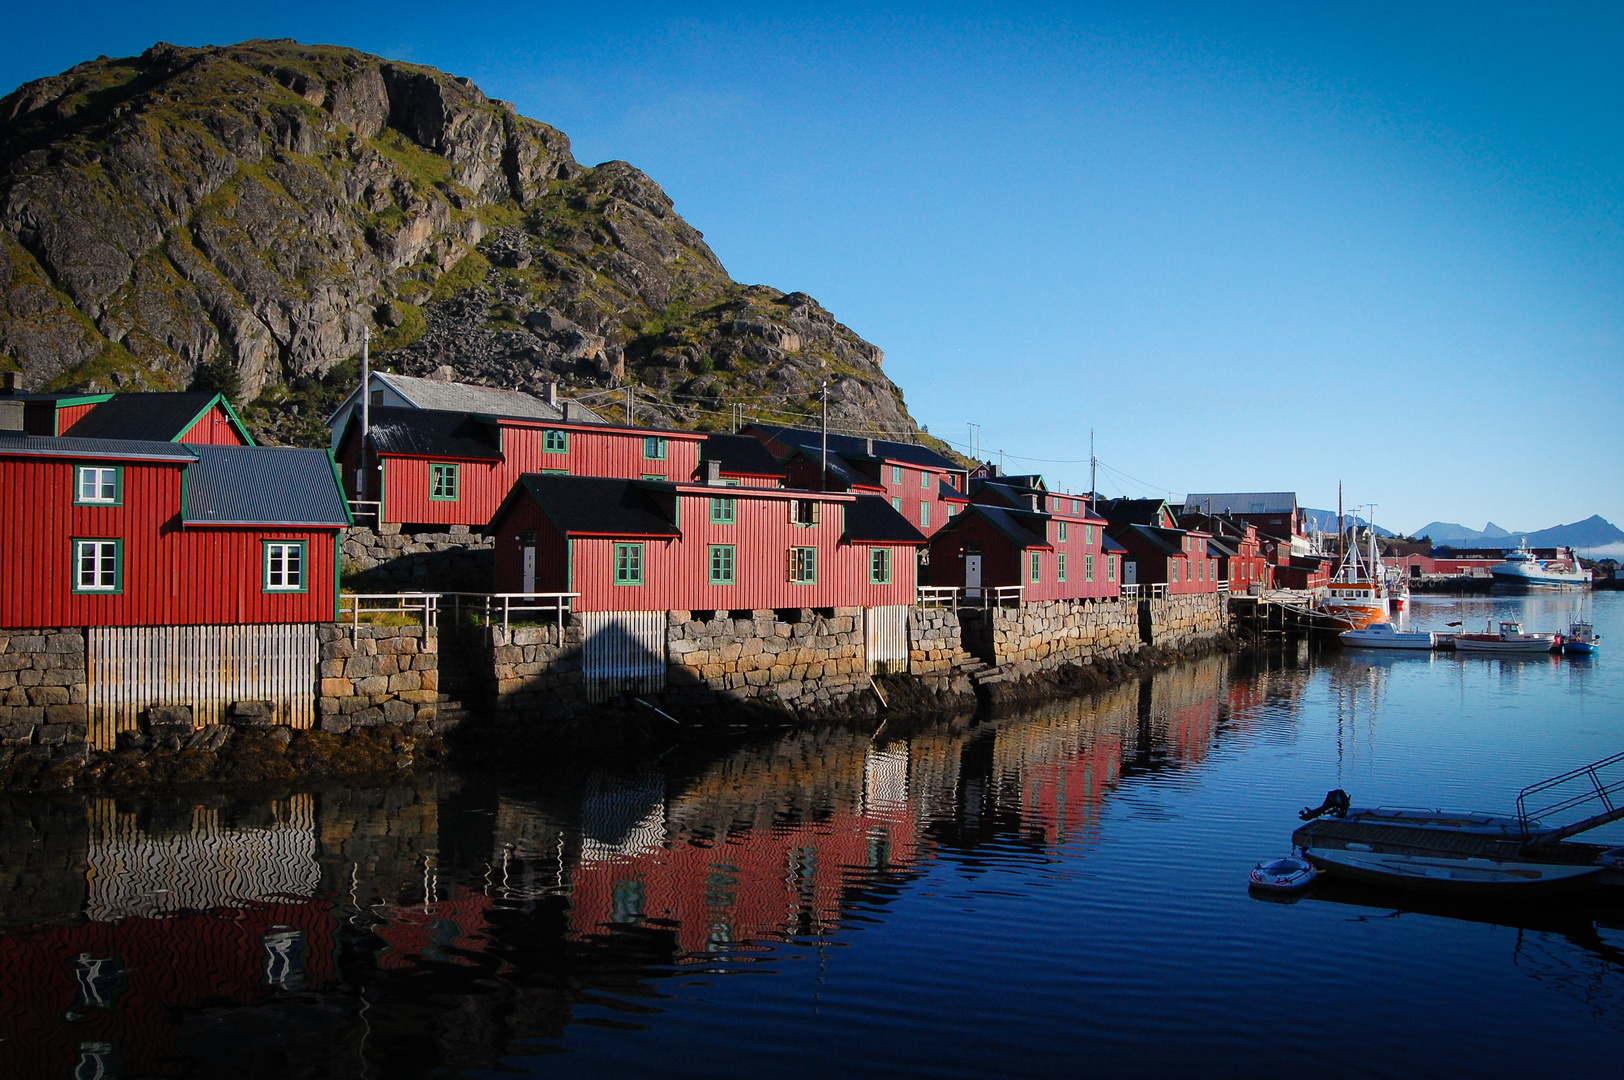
[1452, 620, 1559, 654]
[1489, 541, 1592, 591]
[1563, 622, 1601, 656]
[1339, 623, 1435, 650]
[1291, 753, 1624, 895]
[1316, 527, 1390, 631]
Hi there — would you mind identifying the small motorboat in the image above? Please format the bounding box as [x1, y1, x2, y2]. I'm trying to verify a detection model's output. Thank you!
[1452, 620, 1559, 654]
[1563, 622, 1601, 656]
[1250, 856, 1317, 892]
[1339, 622, 1435, 650]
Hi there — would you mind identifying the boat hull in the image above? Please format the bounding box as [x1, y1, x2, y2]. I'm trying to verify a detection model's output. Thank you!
[1340, 631, 1434, 650]
[1302, 847, 1603, 894]
[1563, 642, 1600, 656]
[1453, 637, 1557, 654]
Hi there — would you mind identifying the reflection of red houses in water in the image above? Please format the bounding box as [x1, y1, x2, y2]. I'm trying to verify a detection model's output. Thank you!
[1016, 736, 1123, 846]
[371, 889, 500, 971]
[0, 901, 336, 1080]
[567, 802, 923, 957]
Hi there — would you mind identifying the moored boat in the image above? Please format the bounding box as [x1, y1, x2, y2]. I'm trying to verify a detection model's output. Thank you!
[1489, 541, 1591, 591]
[1562, 622, 1601, 656]
[1316, 526, 1390, 630]
[1453, 620, 1559, 654]
[1249, 856, 1317, 892]
[1340, 622, 1435, 650]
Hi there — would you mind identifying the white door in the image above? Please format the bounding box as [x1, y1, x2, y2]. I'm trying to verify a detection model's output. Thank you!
[522, 546, 536, 593]
[965, 553, 983, 598]
[1124, 560, 1138, 585]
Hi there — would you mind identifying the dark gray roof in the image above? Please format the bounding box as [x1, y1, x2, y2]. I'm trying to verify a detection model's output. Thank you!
[360, 407, 503, 461]
[375, 372, 607, 424]
[65, 392, 245, 442]
[941, 502, 1049, 549]
[1182, 492, 1297, 515]
[0, 433, 197, 461]
[785, 445, 871, 490]
[1095, 498, 1176, 527]
[749, 423, 960, 472]
[843, 495, 928, 545]
[939, 477, 970, 501]
[184, 446, 350, 527]
[702, 433, 788, 478]
[498, 474, 679, 537]
[1102, 534, 1126, 553]
[1110, 523, 1187, 557]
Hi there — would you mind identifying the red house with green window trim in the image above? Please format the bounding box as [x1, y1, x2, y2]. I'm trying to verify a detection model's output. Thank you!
[7, 389, 255, 444]
[488, 474, 925, 612]
[929, 477, 1120, 600]
[0, 435, 350, 628]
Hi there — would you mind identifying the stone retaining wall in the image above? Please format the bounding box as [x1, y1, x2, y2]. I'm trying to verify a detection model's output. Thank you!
[316, 625, 443, 733]
[961, 598, 1143, 672]
[665, 608, 869, 714]
[342, 525, 493, 591]
[0, 629, 87, 755]
[475, 621, 586, 721]
[908, 607, 972, 676]
[1146, 594, 1228, 649]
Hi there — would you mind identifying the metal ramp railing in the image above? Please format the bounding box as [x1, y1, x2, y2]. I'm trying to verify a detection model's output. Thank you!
[1516, 750, 1624, 844]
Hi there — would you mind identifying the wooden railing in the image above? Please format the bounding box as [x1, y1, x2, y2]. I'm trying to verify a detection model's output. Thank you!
[916, 586, 961, 610]
[1216, 579, 1230, 593]
[1120, 583, 1169, 600]
[981, 586, 1024, 608]
[338, 592, 439, 627]
[346, 500, 381, 526]
[443, 592, 579, 634]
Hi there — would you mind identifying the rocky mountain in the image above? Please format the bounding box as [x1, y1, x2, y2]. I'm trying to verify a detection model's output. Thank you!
[1414, 516, 1623, 549]
[1412, 521, 1514, 545]
[0, 40, 937, 449]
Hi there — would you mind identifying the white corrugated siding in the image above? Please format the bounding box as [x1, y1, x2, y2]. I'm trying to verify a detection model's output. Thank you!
[578, 611, 667, 702]
[865, 605, 909, 674]
[87, 624, 318, 748]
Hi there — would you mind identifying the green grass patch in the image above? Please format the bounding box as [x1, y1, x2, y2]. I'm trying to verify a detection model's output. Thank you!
[46, 340, 173, 393]
[430, 248, 490, 302]
[374, 302, 426, 353]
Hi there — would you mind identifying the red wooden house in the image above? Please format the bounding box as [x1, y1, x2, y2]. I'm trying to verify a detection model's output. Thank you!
[746, 424, 969, 538]
[5, 389, 254, 444]
[1179, 512, 1268, 589]
[0, 435, 349, 628]
[928, 477, 1120, 600]
[489, 474, 925, 612]
[1106, 524, 1220, 593]
[334, 406, 711, 529]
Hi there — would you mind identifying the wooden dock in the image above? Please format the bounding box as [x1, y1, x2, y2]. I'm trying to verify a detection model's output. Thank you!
[1228, 591, 1337, 640]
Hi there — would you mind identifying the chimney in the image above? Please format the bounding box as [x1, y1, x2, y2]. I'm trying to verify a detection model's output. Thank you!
[865, 437, 874, 457]
[547, 381, 558, 408]
[706, 460, 723, 485]
[0, 400, 21, 431]
[0, 371, 16, 395]
[1027, 493, 1041, 512]
[562, 401, 572, 421]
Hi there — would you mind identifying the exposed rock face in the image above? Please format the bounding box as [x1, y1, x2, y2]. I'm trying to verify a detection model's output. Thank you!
[0, 40, 927, 444]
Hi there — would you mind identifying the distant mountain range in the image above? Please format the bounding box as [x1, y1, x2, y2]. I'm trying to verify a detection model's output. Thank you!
[1412, 515, 1624, 550]
[1300, 510, 1396, 538]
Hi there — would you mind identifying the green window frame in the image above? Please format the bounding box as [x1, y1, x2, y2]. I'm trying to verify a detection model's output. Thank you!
[264, 540, 309, 593]
[1086, 553, 1095, 582]
[1030, 552, 1041, 583]
[891, 496, 902, 513]
[614, 543, 644, 585]
[891, 465, 902, 484]
[709, 544, 736, 585]
[921, 470, 930, 490]
[1058, 521, 1068, 542]
[643, 436, 667, 460]
[642, 473, 665, 481]
[710, 495, 736, 524]
[920, 502, 930, 529]
[71, 538, 122, 594]
[542, 468, 569, 475]
[1171, 560, 1179, 582]
[74, 465, 122, 506]
[870, 547, 892, 584]
[429, 462, 459, 501]
[1057, 553, 1067, 583]
[790, 546, 817, 584]
[543, 429, 569, 453]
[1108, 555, 1116, 581]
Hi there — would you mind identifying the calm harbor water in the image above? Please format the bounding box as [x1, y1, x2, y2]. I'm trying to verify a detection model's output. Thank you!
[3, 592, 1621, 1078]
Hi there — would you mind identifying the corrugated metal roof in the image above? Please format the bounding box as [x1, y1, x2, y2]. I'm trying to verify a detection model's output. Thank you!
[1182, 492, 1298, 515]
[362, 407, 504, 461]
[843, 495, 928, 545]
[379, 372, 608, 424]
[749, 423, 959, 472]
[64, 392, 232, 442]
[506, 474, 680, 537]
[184, 445, 350, 526]
[0, 433, 198, 461]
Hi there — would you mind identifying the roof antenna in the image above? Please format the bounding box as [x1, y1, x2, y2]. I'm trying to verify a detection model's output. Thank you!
[360, 324, 371, 500]
[820, 381, 828, 493]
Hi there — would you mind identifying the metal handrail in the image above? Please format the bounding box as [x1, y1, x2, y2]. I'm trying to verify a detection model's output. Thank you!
[916, 586, 960, 610]
[441, 591, 579, 634]
[347, 499, 382, 525]
[338, 592, 439, 628]
[982, 585, 1023, 609]
[1515, 750, 1624, 842]
[1216, 579, 1230, 593]
[1121, 584, 1140, 600]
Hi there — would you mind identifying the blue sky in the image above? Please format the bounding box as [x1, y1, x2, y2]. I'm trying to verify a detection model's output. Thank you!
[4, 3, 1620, 534]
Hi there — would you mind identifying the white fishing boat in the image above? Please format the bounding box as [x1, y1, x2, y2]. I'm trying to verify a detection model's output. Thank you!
[1490, 541, 1591, 591]
[1452, 620, 1559, 654]
[1291, 752, 1624, 895]
[1339, 623, 1435, 650]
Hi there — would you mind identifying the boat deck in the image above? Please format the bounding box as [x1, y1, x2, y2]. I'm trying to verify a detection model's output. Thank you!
[1293, 819, 1606, 865]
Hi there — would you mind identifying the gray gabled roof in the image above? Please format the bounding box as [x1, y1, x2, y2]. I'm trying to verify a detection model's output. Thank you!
[184, 446, 350, 527]
[375, 372, 607, 424]
[843, 495, 928, 546]
[1182, 492, 1298, 515]
[749, 423, 960, 472]
[64, 392, 253, 444]
[355, 407, 504, 461]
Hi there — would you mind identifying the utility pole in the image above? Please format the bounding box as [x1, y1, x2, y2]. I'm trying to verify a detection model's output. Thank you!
[1089, 429, 1098, 514]
[359, 325, 371, 500]
[819, 382, 828, 493]
[625, 384, 633, 427]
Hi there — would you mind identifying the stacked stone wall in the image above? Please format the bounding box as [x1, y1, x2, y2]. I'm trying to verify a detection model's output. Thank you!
[317, 625, 443, 733]
[908, 607, 971, 676]
[665, 608, 869, 714]
[475, 621, 588, 721]
[962, 599, 1143, 673]
[342, 525, 493, 591]
[1146, 594, 1228, 649]
[0, 629, 87, 755]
